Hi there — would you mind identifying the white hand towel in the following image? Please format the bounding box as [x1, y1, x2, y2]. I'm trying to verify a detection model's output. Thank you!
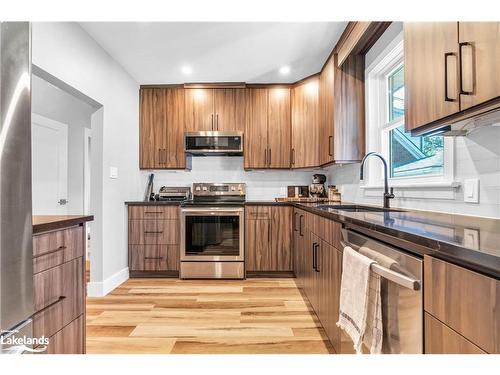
[336, 246, 377, 354]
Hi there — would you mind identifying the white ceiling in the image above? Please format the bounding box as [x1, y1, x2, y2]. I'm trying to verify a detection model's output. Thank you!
[79, 22, 347, 84]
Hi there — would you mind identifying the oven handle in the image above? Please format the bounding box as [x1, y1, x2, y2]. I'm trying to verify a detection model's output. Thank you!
[181, 208, 244, 215]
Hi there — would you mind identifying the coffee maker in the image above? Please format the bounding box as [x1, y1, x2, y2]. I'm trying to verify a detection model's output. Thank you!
[309, 174, 327, 198]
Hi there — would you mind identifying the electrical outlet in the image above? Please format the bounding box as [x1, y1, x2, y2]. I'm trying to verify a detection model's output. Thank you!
[463, 178, 479, 203]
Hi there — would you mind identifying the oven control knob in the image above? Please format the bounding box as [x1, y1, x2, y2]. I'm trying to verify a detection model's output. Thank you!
[195, 186, 201, 191]
[202, 186, 208, 191]
[231, 186, 236, 191]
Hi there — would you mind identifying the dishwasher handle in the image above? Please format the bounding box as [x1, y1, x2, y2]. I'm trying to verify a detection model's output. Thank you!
[340, 240, 421, 291]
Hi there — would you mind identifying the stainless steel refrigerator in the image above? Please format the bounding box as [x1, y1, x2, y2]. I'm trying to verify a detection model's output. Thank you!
[0, 22, 34, 354]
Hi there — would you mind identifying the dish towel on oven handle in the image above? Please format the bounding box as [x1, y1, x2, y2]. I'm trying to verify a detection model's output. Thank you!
[336, 246, 383, 354]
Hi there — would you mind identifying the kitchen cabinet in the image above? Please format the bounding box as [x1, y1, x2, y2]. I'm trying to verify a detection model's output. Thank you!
[294, 209, 343, 352]
[244, 87, 291, 169]
[291, 76, 320, 168]
[185, 88, 246, 132]
[424, 313, 486, 354]
[245, 205, 293, 273]
[128, 205, 180, 275]
[405, 22, 500, 134]
[424, 255, 500, 353]
[333, 54, 366, 162]
[32, 224, 87, 354]
[458, 22, 500, 110]
[319, 55, 335, 165]
[140, 87, 186, 169]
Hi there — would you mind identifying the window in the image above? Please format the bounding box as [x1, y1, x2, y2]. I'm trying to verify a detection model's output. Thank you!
[365, 36, 453, 188]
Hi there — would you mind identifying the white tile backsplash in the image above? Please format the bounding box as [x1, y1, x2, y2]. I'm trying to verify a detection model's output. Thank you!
[142, 156, 318, 201]
[326, 126, 500, 219]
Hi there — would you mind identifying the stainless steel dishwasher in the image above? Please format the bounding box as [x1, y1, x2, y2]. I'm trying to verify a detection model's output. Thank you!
[340, 228, 423, 354]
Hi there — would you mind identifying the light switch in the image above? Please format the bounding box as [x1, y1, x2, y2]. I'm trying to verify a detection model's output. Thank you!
[109, 166, 118, 179]
[463, 229, 480, 250]
[463, 178, 479, 203]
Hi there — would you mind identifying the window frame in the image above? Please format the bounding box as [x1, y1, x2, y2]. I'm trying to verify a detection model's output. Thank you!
[363, 34, 455, 189]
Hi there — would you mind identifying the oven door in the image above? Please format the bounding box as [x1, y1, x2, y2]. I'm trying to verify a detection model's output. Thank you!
[181, 207, 244, 262]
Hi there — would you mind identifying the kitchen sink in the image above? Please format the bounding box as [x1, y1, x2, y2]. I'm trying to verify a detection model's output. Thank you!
[317, 204, 406, 213]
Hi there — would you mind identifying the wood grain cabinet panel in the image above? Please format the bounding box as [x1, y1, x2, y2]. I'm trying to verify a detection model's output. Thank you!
[458, 22, 500, 110]
[267, 88, 291, 168]
[319, 55, 335, 165]
[41, 315, 85, 355]
[245, 205, 272, 220]
[424, 255, 500, 353]
[244, 88, 268, 169]
[213, 88, 247, 132]
[270, 206, 293, 271]
[291, 77, 319, 168]
[424, 313, 486, 354]
[404, 23, 460, 131]
[185, 88, 214, 131]
[128, 205, 179, 219]
[139, 88, 185, 169]
[245, 217, 271, 272]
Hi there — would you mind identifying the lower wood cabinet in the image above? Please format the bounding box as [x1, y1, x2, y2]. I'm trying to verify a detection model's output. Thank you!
[424, 255, 500, 353]
[424, 313, 485, 354]
[293, 208, 343, 352]
[128, 205, 180, 275]
[32, 224, 86, 354]
[245, 205, 293, 273]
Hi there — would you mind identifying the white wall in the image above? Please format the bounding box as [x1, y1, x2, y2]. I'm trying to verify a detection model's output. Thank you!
[326, 22, 500, 219]
[32, 22, 141, 296]
[32, 75, 94, 215]
[145, 157, 320, 200]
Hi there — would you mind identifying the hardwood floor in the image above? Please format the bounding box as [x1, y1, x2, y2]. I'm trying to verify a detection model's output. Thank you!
[86, 278, 334, 354]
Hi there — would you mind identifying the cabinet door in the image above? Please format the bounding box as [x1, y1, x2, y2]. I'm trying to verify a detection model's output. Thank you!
[245, 218, 271, 272]
[42, 315, 84, 354]
[164, 88, 186, 168]
[425, 313, 486, 354]
[291, 77, 319, 168]
[185, 88, 214, 131]
[244, 88, 268, 169]
[319, 55, 335, 165]
[404, 23, 460, 131]
[139, 88, 166, 169]
[459, 22, 500, 110]
[304, 231, 320, 313]
[213, 88, 247, 132]
[268, 88, 291, 168]
[318, 240, 342, 352]
[293, 210, 306, 287]
[270, 206, 293, 271]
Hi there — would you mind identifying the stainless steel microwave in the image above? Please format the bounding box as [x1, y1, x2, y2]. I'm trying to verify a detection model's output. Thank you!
[184, 131, 243, 156]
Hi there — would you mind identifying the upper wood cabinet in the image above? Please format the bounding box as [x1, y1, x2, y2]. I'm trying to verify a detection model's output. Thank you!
[404, 23, 460, 132]
[458, 22, 500, 110]
[333, 54, 366, 163]
[245, 87, 291, 169]
[291, 76, 320, 168]
[139, 87, 186, 169]
[405, 22, 500, 134]
[185, 88, 246, 132]
[319, 55, 335, 165]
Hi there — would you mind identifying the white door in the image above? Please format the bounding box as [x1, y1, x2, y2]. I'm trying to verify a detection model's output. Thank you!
[31, 114, 68, 215]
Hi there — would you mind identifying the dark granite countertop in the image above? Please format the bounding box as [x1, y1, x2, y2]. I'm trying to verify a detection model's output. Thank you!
[33, 215, 94, 234]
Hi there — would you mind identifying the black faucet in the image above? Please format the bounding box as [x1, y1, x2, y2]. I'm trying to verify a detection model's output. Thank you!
[359, 152, 395, 209]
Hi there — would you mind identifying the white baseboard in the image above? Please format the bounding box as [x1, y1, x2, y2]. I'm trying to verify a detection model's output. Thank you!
[87, 267, 129, 297]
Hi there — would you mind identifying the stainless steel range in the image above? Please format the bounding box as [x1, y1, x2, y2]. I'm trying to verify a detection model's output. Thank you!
[180, 183, 246, 279]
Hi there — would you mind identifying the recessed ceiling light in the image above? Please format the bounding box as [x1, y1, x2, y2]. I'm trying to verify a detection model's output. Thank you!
[181, 65, 192, 75]
[279, 66, 291, 75]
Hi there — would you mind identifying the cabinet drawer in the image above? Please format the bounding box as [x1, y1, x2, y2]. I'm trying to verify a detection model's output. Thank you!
[129, 219, 179, 245]
[33, 226, 84, 273]
[245, 206, 272, 219]
[40, 315, 84, 354]
[424, 255, 500, 353]
[318, 217, 342, 250]
[128, 205, 179, 219]
[424, 313, 485, 354]
[129, 244, 179, 271]
[33, 257, 84, 334]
